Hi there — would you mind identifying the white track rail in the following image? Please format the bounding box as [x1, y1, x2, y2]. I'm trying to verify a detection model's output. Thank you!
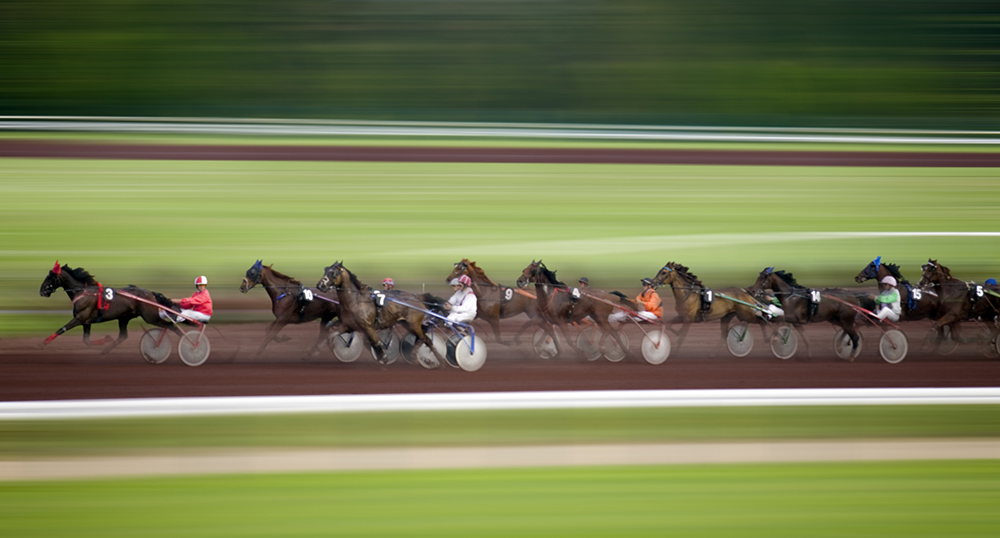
[2, 388, 999, 420]
[4, 116, 1000, 144]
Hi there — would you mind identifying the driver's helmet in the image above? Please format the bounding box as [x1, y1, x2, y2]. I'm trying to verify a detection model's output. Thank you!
[458, 275, 472, 287]
[382, 278, 394, 288]
[880, 276, 897, 287]
[641, 278, 653, 286]
[986, 278, 997, 286]
[194, 275, 208, 287]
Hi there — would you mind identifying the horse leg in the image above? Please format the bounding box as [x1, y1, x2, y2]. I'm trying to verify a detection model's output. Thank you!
[361, 326, 387, 364]
[306, 315, 336, 356]
[81, 323, 96, 347]
[43, 317, 85, 347]
[488, 318, 510, 346]
[710, 312, 737, 358]
[512, 317, 543, 345]
[410, 324, 448, 367]
[257, 319, 289, 355]
[99, 318, 131, 355]
[794, 324, 812, 359]
[593, 315, 630, 359]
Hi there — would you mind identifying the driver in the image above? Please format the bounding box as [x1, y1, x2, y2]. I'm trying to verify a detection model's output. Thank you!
[871, 275, 901, 323]
[162, 275, 213, 323]
[382, 278, 395, 291]
[609, 277, 662, 322]
[444, 275, 477, 323]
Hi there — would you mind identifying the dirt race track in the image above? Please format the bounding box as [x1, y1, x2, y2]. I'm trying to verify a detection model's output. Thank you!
[2, 318, 999, 402]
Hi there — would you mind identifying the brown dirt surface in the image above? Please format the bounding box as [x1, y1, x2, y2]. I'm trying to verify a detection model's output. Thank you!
[4, 139, 1000, 166]
[3, 319, 998, 402]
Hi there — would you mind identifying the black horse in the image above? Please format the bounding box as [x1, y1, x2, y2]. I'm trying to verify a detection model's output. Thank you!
[316, 261, 447, 366]
[241, 260, 341, 356]
[39, 261, 181, 352]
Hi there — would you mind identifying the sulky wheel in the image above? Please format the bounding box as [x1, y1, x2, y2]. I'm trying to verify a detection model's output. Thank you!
[532, 328, 559, 360]
[178, 330, 210, 367]
[640, 329, 671, 365]
[833, 328, 863, 361]
[444, 334, 462, 368]
[879, 329, 909, 364]
[400, 333, 418, 365]
[416, 332, 448, 369]
[330, 331, 364, 362]
[726, 322, 753, 357]
[139, 328, 171, 364]
[770, 325, 798, 360]
[453, 334, 488, 372]
[371, 329, 400, 365]
[602, 331, 629, 362]
[575, 326, 603, 361]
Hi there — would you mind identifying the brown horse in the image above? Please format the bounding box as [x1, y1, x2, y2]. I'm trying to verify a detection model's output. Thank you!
[39, 261, 182, 353]
[445, 259, 541, 344]
[316, 261, 447, 366]
[240, 260, 340, 356]
[515, 260, 634, 359]
[747, 267, 862, 359]
[650, 262, 767, 356]
[918, 259, 1000, 345]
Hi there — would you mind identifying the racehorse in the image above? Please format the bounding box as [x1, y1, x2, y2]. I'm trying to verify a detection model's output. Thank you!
[747, 267, 862, 359]
[650, 262, 767, 356]
[515, 260, 634, 358]
[446, 259, 542, 344]
[854, 257, 941, 321]
[39, 261, 182, 352]
[240, 260, 340, 356]
[316, 261, 447, 366]
[918, 259, 1000, 345]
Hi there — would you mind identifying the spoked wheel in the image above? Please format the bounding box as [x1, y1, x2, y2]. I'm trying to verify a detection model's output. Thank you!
[640, 329, 671, 365]
[833, 328, 863, 361]
[601, 331, 630, 362]
[139, 328, 172, 364]
[575, 326, 603, 362]
[770, 325, 798, 360]
[416, 332, 448, 369]
[452, 334, 487, 372]
[976, 327, 998, 359]
[178, 330, 210, 367]
[879, 329, 909, 364]
[330, 331, 364, 362]
[370, 329, 400, 365]
[726, 322, 753, 357]
[532, 328, 559, 360]
[936, 330, 959, 356]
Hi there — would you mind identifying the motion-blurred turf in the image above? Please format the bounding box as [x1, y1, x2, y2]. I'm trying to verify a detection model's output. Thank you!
[1, 462, 998, 537]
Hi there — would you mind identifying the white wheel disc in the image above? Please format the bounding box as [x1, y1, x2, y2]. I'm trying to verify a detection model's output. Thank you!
[139, 328, 171, 364]
[416, 333, 447, 369]
[879, 329, 909, 364]
[178, 330, 210, 367]
[995, 333, 1000, 358]
[455, 335, 488, 372]
[770, 325, 798, 360]
[833, 328, 863, 360]
[370, 329, 399, 364]
[532, 328, 558, 360]
[575, 326, 602, 361]
[331, 331, 364, 362]
[640, 329, 671, 365]
[726, 322, 753, 357]
[602, 331, 629, 362]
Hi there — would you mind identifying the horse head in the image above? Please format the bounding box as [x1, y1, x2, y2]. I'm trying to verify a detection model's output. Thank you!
[39, 260, 63, 297]
[516, 260, 540, 288]
[855, 256, 881, 284]
[317, 261, 346, 292]
[651, 262, 677, 288]
[746, 267, 776, 298]
[240, 259, 265, 293]
[918, 259, 943, 287]
[446, 259, 469, 283]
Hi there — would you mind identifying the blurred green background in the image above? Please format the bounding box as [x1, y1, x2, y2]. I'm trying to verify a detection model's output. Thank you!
[4, 0, 1000, 128]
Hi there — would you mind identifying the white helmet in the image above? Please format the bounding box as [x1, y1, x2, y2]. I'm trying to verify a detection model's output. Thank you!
[880, 276, 896, 287]
[195, 275, 208, 286]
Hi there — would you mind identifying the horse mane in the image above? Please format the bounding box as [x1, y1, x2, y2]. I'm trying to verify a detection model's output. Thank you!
[466, 261, 497, 286]
[266, 265, 301, 285]
[538, 263, 567, 288]
[346, 267, 368, 291]
[64, 265, 98, 285]
[883, 262, 909, 285]
[774, 270, 803, 289]
[669, 263, 703, 287]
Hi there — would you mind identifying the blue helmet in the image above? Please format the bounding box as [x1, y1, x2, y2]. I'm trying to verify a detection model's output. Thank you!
[987, 278, 997, 286]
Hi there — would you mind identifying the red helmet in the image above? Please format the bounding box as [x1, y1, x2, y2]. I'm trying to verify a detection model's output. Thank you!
[194, 275, 208, 286]
[382, 278, 394, 287]
[458, 275, 472, 287]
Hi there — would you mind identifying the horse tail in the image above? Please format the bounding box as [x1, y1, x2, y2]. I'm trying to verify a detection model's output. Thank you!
[420, 293, 448, 316]
[855, 294, 876, 312]
[610, 291, 638, 311]
[151, 290, 179, 310]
